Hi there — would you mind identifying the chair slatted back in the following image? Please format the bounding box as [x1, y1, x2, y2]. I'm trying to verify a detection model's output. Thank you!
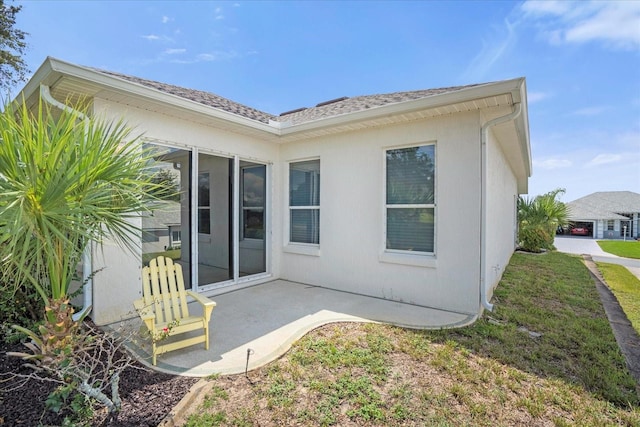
[141, 256, 190, 324]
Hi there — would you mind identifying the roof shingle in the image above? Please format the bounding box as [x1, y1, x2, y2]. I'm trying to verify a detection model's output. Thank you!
[94, 68, 484, 126]
[567, 191, 640, 220]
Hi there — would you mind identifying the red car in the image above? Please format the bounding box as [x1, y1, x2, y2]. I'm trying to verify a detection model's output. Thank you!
[570, 227, 589, 236]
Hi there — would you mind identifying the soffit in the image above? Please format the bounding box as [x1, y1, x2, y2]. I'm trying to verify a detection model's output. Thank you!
[50, 77, 281, 141]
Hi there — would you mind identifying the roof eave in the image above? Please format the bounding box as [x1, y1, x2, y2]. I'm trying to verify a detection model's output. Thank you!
[279, 77, 527, 136]
[20, 57, 280, 138]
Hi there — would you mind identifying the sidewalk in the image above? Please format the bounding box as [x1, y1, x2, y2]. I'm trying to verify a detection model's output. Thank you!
[554, 236, 640, 281]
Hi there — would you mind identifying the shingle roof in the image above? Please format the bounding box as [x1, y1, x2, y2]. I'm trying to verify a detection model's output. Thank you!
[142, 201, 181, 230]
[276, 85, 483, 125]
[567, 191, 640, 220]
[97, 69, 278, 124]
[94, 68, 483, 126]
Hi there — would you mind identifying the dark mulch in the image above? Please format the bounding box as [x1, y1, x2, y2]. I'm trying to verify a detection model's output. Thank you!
[0, 338, 198, 426]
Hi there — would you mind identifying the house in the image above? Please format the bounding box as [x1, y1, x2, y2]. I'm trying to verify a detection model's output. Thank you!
[566, 191, 640, 239]
[142, 201, 182, 254]
[16, 57, 531, 325]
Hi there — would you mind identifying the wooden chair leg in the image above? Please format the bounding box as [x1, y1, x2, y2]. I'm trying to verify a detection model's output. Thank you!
[204, 324, 210, 350]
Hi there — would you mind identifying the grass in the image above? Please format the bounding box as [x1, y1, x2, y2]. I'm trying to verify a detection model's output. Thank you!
[597, 262, 640, 335]
[183, 252, 640, 426]
[142, 249, 181, 265]
[597, 240, 640, 259]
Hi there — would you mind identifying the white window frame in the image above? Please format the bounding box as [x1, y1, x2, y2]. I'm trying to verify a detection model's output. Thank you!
[380, 142, 437, 268]
[171, 229, 182, 246]
[197, 170, 211, 235]
[284, 157, 321, 256]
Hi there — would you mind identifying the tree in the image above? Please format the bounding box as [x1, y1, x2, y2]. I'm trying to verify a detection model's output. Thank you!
[0, 0, 29, 91]
[0, 98, 165, 334]
[517, 188, 569, 252]
[0, 98, 165, 419]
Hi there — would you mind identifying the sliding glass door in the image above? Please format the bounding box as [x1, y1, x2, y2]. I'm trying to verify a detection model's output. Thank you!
[142, 142, 268, 291]
[142, 145, 192, 288]
[197, 153, 234, 285]
[239, 162, 266, 277]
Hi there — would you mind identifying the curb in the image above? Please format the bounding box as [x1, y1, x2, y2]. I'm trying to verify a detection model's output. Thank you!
[158, 378, 212, 427]
[582, 255, 640, 388]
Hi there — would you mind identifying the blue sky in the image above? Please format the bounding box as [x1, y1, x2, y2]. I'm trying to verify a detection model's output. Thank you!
[12, 0, 640, 202]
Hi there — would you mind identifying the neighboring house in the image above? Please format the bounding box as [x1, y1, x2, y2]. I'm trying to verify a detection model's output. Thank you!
[16, 57, 531, 325]
[142, 201, 182, 253]
[566, 191, 640, 239]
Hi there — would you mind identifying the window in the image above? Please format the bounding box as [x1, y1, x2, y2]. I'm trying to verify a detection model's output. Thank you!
[289, 159, 320, 244]
[198, 172, 210, 234]
[607, 220, 614, 231]
[385, 144, 435, 253]
[171, 229, 181, 245]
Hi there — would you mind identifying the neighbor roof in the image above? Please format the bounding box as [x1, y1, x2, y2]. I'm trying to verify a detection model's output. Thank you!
[567, 191, 640, 220]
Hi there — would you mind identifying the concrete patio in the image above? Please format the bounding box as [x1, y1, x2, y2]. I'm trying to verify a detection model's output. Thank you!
[114, 280, 476, 377]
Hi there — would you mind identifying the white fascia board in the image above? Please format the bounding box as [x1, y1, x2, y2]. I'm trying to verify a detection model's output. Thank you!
[44, 57, 279, 137]
[279, 77, 526, 136]
[25, 58, 530, 165]
[13, 57, 58, 104]
[515, 79, 532, 179]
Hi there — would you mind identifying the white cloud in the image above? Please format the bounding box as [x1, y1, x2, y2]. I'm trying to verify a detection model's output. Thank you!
[462, 18, 518, 80]
[161, 16, 171, 24]
[170, 51, 240, 64]
[521, 1, 640, 50]
[197, 51, 238, 61]
[215, 7, 224, 20]
[522, 0, 574, 16]
[533, 158, 573, 169]
[164, 48, 186, 55]
[527, 91, 552, 103]
[571, 106, 609, 116]
[141, 34, 160, 41]
[197, 53, 216, 62]
[585, 153, 623, 167]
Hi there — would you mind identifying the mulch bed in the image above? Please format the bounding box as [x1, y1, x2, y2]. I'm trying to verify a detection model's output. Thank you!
[0, 337, 198, 426]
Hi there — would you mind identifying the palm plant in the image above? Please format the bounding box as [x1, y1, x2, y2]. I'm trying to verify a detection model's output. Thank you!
[0, 98, 159, 341]
[517, 188, 569, 252]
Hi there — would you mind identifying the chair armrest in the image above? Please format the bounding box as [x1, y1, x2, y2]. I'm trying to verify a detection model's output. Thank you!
[186, 291, 217, 308]
[133, 298, 155, 322]
[186, 291, 216, 322]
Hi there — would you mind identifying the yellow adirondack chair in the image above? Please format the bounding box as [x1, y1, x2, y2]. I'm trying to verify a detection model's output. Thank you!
[133, 256, 216, 365]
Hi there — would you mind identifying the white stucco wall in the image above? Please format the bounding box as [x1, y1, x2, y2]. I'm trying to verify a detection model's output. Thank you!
[484, 126, 518, 303]
[89, 98, 281, 325]
[86, 98, 522, 323]
[279, 112, 482, 314]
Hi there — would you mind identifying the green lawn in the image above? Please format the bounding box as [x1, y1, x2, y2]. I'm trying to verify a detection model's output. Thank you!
[182, 252, 639, 427]
[597, 262, 640, 335]
[142, 249, 181, 265]
[597, 240, 640, 259]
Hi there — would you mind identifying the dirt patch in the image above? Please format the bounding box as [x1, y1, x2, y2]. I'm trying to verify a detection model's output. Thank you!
[0, 338, 198, 426]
